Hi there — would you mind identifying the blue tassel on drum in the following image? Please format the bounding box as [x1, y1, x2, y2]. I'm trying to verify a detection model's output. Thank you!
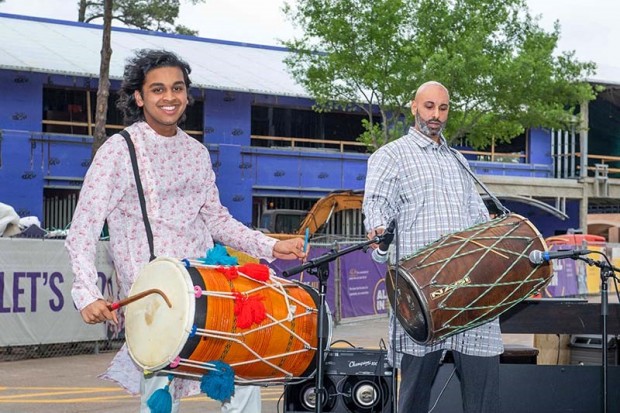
[200, 361, 235, 402]
[147, 374, 174, 413]
[198, 243, 239, 266]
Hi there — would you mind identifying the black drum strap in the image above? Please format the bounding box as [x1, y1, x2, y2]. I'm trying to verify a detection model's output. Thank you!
[448, 147, 511, 216]
[119, 129, 156, 262]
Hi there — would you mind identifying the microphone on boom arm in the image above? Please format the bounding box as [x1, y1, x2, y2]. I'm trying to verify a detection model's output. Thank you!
[371, 220, 396, 264]
[529, 248, 591, 265]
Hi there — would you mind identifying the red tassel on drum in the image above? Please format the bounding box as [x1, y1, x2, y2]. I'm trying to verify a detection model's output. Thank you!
[238, 263, 270, 281]
[233, 291, 266, 328]
[216, 266, 239, 280]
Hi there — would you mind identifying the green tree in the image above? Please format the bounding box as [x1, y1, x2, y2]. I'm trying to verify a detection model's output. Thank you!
[78, 0, 202, 35]
[283, 0, 597, 150]
[78, 0, 204, 157]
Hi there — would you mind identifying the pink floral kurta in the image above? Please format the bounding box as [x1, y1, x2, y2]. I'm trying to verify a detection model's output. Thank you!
[66, 121, 277, 397]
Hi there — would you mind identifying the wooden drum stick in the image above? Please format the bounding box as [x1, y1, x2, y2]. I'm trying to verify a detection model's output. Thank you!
[107, 288, 172, 311]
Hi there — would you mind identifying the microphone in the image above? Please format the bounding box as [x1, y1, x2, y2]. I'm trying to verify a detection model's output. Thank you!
[371, 220, 396, 263]
[529, 249, 591, 264]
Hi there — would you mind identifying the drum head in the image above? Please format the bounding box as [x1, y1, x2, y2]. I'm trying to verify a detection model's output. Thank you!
[386, 267, 429, 343]
[125, 258, 195, 371]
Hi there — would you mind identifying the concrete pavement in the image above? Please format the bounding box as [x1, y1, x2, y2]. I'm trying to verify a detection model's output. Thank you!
[0, 314, 537, 413]
[0, 316, 391, 413]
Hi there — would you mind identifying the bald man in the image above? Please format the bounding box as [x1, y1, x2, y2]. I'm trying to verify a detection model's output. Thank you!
[363, 81, 502, 412]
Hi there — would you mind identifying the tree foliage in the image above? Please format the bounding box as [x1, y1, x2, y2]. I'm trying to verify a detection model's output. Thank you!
[78, 0, 203, 35]
[283, 0, 597, 150]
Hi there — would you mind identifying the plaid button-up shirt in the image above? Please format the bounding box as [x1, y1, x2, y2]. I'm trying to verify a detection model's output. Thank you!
[363, 127, 503, 364]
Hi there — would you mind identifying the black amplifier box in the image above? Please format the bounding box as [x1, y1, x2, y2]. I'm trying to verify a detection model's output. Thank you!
[284, 348, 395, 413]
[324, 347, 393, 377]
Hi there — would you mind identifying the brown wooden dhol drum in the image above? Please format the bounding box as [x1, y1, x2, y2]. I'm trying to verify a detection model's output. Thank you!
[125, 257, 330, 384]
[386, 213, 553, 344]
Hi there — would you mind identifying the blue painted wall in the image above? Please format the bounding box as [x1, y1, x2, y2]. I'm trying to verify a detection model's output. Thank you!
[529, 128, 553, 165]
[0, 68, 569, 237]
[204, 90, 252, 146]
[206, 144, 368, 224]
[502, 199, 581, 237]
[0, 71, 44, 131]
[0, 130, 43, 218]
[470, 161, 552, 177]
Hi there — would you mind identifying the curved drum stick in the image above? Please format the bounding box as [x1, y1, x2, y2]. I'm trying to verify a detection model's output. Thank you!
[107, 288, 172, 311]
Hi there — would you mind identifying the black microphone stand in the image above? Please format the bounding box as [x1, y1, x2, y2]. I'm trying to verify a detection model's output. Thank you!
[577, 253, 620, 413]
[282, 234, 388, 413]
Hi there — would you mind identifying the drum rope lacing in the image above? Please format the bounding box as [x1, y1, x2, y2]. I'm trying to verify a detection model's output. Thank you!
[392, 214, 553, 343]
[170, 264, 319, 383]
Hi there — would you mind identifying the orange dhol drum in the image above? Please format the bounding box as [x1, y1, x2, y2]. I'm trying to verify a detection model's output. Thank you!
[125, 257, 330, 384]
[386, 213, 553, 345]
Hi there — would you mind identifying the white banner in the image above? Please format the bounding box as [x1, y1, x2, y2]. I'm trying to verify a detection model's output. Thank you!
[0, 238, 118, 346]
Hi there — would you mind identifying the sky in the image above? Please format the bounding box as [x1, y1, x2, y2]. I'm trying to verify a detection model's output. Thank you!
[1, 0, 618, 81]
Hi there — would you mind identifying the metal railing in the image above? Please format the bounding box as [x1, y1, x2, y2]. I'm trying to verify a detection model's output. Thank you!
[577, 153, 620, 175]
[41, 120, 204, 138]
[251, 134, 530, 161]
[44, 193, 78, 232]
[459, 149, 526, 163]
[251, 134, 367, 153]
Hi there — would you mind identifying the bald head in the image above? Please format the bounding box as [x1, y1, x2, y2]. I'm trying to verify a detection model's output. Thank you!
[411, 81, 450, 141]
[413, 81, 450, 101]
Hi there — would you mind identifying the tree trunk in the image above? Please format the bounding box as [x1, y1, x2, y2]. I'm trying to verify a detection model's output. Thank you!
[91, 0, 113, 158]
[77, 0, 87, 22]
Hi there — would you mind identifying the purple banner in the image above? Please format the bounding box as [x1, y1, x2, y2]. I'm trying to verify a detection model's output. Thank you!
[266, 244, 389, 321]
[339, 248, 389, 318]
[544, 245, 580, 297]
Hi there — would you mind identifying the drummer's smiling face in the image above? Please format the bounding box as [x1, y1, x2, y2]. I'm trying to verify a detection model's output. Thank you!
[134, 66, 189, 137]
[411, 82, 450, 143]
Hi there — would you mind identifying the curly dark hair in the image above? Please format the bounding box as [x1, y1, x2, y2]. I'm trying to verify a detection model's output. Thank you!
[116, 49, 194, 125]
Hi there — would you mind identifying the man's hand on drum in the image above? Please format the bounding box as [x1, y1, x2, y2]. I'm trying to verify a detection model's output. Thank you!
[272, 237, 308, 261]
[80, 299, 118, 325]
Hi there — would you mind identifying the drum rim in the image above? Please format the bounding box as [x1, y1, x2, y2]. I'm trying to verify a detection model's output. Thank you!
[387, 266, 432, 344]
[507, 213, 554, 282]
[125, 257, 195, 371]
[510, 213, 550, 251]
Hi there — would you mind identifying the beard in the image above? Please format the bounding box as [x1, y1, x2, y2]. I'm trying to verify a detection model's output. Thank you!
[415, 111, 445, 138]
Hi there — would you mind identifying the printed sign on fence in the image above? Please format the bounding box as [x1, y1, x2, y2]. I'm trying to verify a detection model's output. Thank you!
[0, 238, 117, 346]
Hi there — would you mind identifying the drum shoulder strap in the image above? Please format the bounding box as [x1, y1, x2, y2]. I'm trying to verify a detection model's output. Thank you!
[447, 147, 510, 216]
[119, 129, 157, 262]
